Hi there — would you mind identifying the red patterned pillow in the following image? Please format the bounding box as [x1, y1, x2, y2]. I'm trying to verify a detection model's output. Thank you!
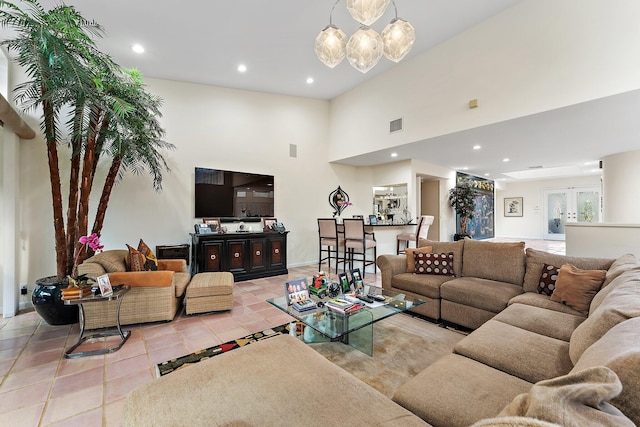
[537, 263, 560, 296]
[414, 252, 455, 276]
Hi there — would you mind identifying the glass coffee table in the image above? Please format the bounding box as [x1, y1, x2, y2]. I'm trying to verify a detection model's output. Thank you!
[267, 287, 423, 356]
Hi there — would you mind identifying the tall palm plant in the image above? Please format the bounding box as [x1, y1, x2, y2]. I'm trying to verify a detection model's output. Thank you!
[0, 0, 174, 279]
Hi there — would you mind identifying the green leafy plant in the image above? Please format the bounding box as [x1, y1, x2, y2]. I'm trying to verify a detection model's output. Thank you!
[448, 182, 477, 236]
[0, 0, 174, 279]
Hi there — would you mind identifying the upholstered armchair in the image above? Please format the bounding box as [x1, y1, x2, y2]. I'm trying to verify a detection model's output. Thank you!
[77, 249, 191, 329]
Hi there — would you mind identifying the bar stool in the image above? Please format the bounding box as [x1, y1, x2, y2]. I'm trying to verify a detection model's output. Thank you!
[318, 218, 344, 274]
[396, 215, 434, 253]
[343, 218, 377, 278]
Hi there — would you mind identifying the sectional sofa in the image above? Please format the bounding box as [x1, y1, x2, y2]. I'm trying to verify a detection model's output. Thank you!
[123, 241, 640, 426]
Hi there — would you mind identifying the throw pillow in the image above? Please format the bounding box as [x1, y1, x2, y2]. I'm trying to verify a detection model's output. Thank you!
[550, 264, 606, 315]
[137, 238, 158, 271]
[404, 246, 432, 273]
[537, 263, 560, 296]
[414, 252, 455, 276]
[126, 244, 146, 272]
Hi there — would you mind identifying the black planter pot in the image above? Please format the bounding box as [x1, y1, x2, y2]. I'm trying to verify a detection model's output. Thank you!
[32, 276, 78, 325]
[453, 233, 470, 241]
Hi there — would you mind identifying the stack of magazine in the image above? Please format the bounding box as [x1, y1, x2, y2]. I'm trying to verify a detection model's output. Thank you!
[325, 298, 363, 315]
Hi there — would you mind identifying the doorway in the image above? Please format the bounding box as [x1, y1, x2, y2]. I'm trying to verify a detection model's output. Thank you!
[543, 187, 600, 240]
[420, 178, 440, 241]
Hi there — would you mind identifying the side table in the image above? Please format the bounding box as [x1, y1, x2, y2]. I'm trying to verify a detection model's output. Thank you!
[63, 285, 131, 359]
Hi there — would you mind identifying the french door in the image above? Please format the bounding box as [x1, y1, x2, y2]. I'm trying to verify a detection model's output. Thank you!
[543, 187, 600, 240]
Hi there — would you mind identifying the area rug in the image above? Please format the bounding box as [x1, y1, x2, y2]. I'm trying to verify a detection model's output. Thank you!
[309, 315, 464, 397]
[157, 315, 464, 398]
[156, 322, 302, 377]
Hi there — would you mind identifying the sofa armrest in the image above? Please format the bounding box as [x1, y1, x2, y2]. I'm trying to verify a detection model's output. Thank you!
[108, 271, 174, 287]
[158, 259, 187, 273]
[77, 262, 107, 280]
[377, 254, 408, 290]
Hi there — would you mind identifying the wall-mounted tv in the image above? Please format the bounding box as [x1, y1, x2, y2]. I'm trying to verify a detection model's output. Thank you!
[194, 167, 274, 219]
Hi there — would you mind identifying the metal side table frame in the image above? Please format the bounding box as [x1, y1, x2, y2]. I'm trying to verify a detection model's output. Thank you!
[63, 285, 131, 359]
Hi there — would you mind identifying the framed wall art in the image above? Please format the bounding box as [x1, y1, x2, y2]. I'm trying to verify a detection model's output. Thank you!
[504, 197, 523, 217]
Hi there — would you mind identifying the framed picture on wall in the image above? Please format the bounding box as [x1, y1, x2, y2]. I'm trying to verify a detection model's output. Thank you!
[504, 197, 523, 217]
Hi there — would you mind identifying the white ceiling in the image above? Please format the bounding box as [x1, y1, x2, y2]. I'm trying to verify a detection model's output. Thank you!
[5, 0, 639, 181]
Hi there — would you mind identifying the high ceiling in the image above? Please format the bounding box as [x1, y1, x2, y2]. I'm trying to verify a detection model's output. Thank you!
[3, 0, 638, 181]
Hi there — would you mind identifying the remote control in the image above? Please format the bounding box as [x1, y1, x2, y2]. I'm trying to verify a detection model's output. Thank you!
[357, 295, 375, 304]
[368, 294, 386, 302]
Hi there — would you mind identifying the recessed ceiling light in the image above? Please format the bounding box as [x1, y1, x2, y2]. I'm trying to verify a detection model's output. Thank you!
[473, 145, 481, 150]
[237, 64, 247, 73]
[503, 158, 510, 162]
[484, 173, 490, 176]
[391, 152, 398, 157]
[462, 167, 469, 171]
[306, 77, 314, 84]
[131, 44, 145, 54]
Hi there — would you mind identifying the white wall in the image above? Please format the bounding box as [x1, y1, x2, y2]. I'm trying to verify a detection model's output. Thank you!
[495, 175, 602, 239]
[328, 0, 640, 162]
[566, 223, 640, 258]
[17, 78, 366, 286]
[603, 149, 640, 223]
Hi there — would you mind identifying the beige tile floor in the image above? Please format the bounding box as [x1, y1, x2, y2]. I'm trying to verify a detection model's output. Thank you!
[0, 239, 563, 427]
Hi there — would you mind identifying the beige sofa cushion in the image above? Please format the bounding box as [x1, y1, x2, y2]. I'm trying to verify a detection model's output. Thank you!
[462, 240, 526, 285]
[418, 239, 465, 277]
[454, 320, 572, 384]
[124, 334, 429, 427]
[591, 256, 640, 314]
[84, 249, 128, 273]
[471, 417, 561, 427]
[508, 293, 584, 316]
[571, 317, 640, 425]
[441, 277, 523, 313]
[499, 366, 634, 427]
[393, 354, 532, 427]
[522, 248, 613, 293]
[569, 275, 640, 364]
[492, 303, 584, 342]
[602, 253, 640, 288]
[391, 273, 451, 299]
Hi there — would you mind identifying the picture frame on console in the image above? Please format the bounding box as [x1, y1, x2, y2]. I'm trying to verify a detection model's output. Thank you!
[504, 197, 523, 217]
[263, 217, 277, 231]
[203, 217, 221, 232]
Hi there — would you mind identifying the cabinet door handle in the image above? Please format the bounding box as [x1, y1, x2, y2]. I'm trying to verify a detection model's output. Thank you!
[210, 255, 216, 260]
[255, 250, 261, 256]
[274, 249, 279, 254]
[234, 252, 240, 258]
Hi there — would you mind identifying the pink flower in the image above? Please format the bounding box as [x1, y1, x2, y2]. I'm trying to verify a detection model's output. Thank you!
[80, 233, 104, 252]
[70, 234, 104, 281]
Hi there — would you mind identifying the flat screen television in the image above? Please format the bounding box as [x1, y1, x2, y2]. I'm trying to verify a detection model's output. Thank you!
[194, 167, 274, 219]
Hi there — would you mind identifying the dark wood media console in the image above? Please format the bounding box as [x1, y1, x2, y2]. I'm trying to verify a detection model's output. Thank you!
[191, 231, 288, 281]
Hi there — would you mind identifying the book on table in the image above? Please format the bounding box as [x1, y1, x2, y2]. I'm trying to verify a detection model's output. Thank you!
[325, 298, 363, 314]
[292, 299, 317, 312]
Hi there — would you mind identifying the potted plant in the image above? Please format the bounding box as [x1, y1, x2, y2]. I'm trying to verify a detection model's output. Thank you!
[448, 182, 477, 241]
[0, 0, 174, 324]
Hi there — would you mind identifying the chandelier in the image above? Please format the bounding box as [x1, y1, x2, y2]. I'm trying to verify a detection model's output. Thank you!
[315, 0, 415, 73]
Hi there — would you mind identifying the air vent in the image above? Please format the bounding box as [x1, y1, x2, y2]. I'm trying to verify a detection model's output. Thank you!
[528, 165, 543, 169]
[289, 144, 297, 158]
[390, 118, 403, 133]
